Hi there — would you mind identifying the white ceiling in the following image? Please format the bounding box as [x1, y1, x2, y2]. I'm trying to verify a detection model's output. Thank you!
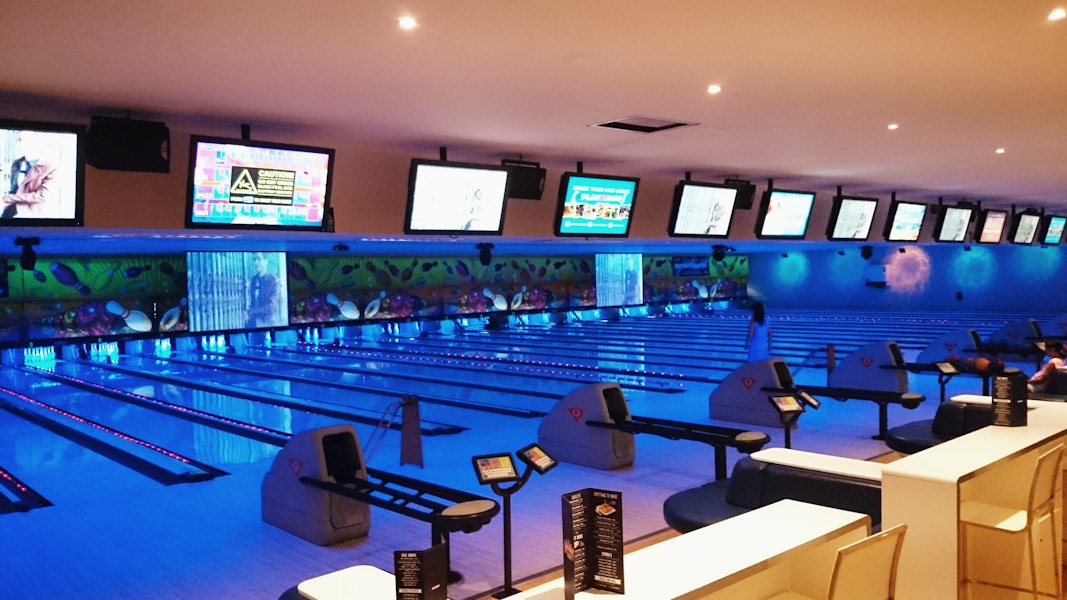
[1, 1, 1066, 256]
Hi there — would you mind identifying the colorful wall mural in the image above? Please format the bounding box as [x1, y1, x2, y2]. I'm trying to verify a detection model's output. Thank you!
[0, 250, 749, 346]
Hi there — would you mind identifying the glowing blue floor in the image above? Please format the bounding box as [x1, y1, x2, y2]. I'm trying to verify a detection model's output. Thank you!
[0, 310, 1050, 599]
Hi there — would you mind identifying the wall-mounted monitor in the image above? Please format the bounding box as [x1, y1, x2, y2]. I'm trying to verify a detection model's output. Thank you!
[0, 119, 85, 226]
[973, 209, 1008, 244]
[667, 180, 738, 238]
[882, 200, 927, 242]
[754, 188, 816, 239]
[554, 172, 639, 237]
[186, 251, 289, 332]
[825, 195, 878, 241]
[404, 159, 510, 234]
[186, 135, 334, 231]
[1009, 212, 1041, 245]
[933, 204, 974, 243]
[1041, 215, 1065, 245]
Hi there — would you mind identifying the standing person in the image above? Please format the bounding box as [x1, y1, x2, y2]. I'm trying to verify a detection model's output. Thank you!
[746, 301, 772, 362]
[2, 130, 57, 219]
[246, 252, 282, 328]
[1029, 340, 1066, 393]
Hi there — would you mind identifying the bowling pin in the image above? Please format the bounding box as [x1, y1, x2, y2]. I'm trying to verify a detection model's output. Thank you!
[692, 280, 708, 299]
[483, 288, 508, 311]
[365, 291, 386, 319]
[106, 300, 153, 333]
[510, 286, 527, 310]
[160, 298, 186, 332]
[50, 262, 92, 296]
[327, 292, 361, 319]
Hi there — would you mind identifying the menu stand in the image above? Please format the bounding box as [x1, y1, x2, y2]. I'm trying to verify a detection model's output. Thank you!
[471, 443, 558, 598]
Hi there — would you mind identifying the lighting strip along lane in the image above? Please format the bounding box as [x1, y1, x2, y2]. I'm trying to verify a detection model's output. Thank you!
[24, 366, 290, 446]
[0, 464, 53, 513]
[0, 386, 228, 486]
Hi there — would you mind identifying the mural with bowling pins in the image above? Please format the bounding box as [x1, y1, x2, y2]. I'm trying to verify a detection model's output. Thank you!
[286, 254, 593, 322]
[14, 256, 187, 340]
[0, 248, 753, 343]
[641, 254, 749, 303]
[286, 252, 750, 324]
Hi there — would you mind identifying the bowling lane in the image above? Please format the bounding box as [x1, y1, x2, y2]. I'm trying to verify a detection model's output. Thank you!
[223, 344, 686, 405]
[378, 330, 746, 374]
[62, 355, 469, 434]
[0, 365, 248, 505]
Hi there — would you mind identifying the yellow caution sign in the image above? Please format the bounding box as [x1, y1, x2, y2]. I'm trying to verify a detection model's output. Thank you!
[230, 168, 258, 195]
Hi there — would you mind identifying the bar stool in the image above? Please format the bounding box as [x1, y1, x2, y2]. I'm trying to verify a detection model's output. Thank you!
[764, 523, 907, 599]
[959, 443, 1063, 600]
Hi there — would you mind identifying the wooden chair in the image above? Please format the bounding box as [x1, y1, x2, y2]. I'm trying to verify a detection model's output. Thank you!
[959, 443, 1063, 599]
[765, 523, 907, 599]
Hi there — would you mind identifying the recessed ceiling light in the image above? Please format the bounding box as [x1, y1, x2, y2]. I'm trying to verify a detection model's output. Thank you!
[1049, 7, 1066, 20]
[995, 147, 1006, 154]
[398, 15, 418, 30]
[887, 123, 899, 130]
[707, 84, 722, 95]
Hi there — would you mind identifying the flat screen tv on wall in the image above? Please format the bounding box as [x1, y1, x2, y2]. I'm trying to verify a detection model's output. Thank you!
[882, 200, 927, 242]
[186, 135, 334, 231]
[754, 188, 816, 239]
[404, 159, 510, 234]
[973, 209, 1008, 244]
[554, 172, 639, 237]
[1009, 212, 1041, 245]
[933, 205, 974, 243]
[0, 119, 86, 227]
[1040, 215, 1066, 245]
[825, 195, 878, 241]
[667, 180, 738, 238]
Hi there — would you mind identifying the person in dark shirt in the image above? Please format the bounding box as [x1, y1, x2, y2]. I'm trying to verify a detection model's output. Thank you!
[246, 252, 282, 328]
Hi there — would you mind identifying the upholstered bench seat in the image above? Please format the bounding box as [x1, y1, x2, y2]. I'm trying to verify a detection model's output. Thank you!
[663, 449, 882, 533]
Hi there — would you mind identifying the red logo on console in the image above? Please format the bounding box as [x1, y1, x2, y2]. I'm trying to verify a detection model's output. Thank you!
[289, 458, 303, 475]
[569, 407, 585, 421]
[1010, 331, 1019, 339]
[741, 377, 756, 389]
[861, 357, 874, 368]
[944, 342, 957, 352]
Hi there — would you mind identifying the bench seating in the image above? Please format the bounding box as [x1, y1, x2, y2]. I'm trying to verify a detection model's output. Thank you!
[883, 401, 993, 455]
[662, 448, 883, 533]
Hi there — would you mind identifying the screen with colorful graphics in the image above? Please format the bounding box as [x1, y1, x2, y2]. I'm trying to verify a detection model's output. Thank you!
[186, 135, 333, 230]
[1041, 215, 1065, 245]
[554, 172, 639, 237]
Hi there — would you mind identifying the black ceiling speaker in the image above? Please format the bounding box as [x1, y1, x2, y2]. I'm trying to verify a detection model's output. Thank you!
[86, 116, 170, 173]
[502, 159, 546, 200]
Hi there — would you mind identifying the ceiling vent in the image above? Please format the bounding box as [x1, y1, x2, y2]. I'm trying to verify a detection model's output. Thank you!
[592, 115, 697, 134]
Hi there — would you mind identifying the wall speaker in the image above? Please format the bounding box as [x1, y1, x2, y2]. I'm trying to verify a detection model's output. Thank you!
[725, 179, 756, 210]
[86, 116, 170, 173]
[502, 159, 546, 200]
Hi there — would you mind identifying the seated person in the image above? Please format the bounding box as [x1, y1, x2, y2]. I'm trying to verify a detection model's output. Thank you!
[1028, 340, 1066, 393]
